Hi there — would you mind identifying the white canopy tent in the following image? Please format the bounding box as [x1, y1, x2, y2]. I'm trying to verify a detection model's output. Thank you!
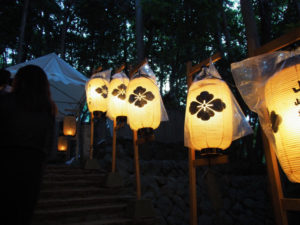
[6, 53, 88, 120]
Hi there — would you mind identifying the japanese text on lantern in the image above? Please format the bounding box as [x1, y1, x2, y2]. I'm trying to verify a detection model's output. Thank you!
[293, 80, 300, 116]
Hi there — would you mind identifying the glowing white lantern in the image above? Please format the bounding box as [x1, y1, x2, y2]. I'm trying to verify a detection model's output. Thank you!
[126, 76, 161, 130]
[265, 57, 300, 182]
[107, 74, 129, 120]
[185, 78, 233, 150]
[86, 75, 109, 113]
[63, 116, 76, 136]
[57, 136, 68, 152]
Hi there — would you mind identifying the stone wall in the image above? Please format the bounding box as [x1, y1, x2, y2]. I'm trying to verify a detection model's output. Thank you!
[96, 139, 275, 225]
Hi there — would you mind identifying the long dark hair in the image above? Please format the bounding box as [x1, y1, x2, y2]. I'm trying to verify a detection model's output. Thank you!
[12, 65, 57, 116]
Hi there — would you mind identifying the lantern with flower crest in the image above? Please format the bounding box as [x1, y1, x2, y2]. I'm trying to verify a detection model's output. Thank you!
[186, 78, 233, 150]
[107, 72, 129, 120]
[185, 64, 252, 151]
[85, 70, 111, 113]
[127, 62, 168, 201]
[126, 64, 167, 131]
[84, 69, 111, 167]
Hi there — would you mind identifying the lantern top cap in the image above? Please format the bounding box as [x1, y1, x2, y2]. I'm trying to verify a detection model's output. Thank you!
[90, 69, 112, 82]
[111, 71, 129, 80]
[132, 62, 156, 82]
[274, 54, 300, 74]
[194, 62, 222, 82]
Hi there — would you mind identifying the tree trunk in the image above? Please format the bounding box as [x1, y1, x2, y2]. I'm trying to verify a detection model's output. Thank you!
[17, 0, 30, 63]
[220, 0, 232, 52]
[258, 0, 272, 44]
[297, 1, 300, 19]
[135, 0, 145, 63]
[240, 0, 260, 57]
[60, 1, 72, 60]
[60, 15, 67, 60]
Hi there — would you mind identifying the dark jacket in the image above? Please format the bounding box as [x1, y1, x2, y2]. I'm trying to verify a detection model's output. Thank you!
[0, 93, 55, 155]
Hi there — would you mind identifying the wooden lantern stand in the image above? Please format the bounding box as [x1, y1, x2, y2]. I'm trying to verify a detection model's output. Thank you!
[125, 59, 156, 220]
[105, 64, 126, 188]
[84, 66, 103, 170]
[186, 52, 231, 225]
[248, 27, 300, 225]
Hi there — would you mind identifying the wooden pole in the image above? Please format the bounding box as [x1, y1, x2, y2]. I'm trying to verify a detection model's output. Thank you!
[262, 131, 288, 225]
[187, 61, 197, 225]
[189, 148, 197, 225]
[89, 112, 94, 160]
[112, 119, 117, 173]
[133, 130, 141, 200]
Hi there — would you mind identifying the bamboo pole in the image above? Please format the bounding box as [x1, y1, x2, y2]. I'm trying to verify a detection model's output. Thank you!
[133, 130, 141, 200]
[89, 112, 94, 160]
[112, 119, 117, 173]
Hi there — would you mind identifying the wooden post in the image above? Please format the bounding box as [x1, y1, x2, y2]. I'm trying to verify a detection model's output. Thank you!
[89, 112, 94, 160]
[189, 148, 197, 225]
[112, 119, 117, 173]
[186, 60, 197, 225]
[133, 130, 141, 200]
[110, 63, 126, 173]
[262, 131, 288, 225]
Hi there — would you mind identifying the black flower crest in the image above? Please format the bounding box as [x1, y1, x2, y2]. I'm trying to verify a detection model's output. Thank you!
[95, 85, 108, 98]
[112, 84, 127, 100]
[270, 111, 282, 133]
[189, 91, 226, 121]
[129, 86, 155, 108]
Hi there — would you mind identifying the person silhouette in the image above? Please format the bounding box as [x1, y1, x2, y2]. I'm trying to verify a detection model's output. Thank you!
[0, 65, 57, 225]
[0, 68, 12, 94]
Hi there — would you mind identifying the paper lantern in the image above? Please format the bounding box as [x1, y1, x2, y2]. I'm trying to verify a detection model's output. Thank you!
[186, 78, 233, 150]
[86, 77, 109, 112]
[107, 76, 129, 120]
[57, 136, 68, 152]
[265, 58, 300, 182]
[126, 76, 161, 130]
[63, 116, 76, 136]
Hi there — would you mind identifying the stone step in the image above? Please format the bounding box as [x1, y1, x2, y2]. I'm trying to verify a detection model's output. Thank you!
[32, 204, 128, 223]
[32, 164, 142, 225]
[44, 164, 105, 174]
[32, 217, 134, 225]
[65, 218, 133, 225]
[39, 187, 125, 199]
[41, 178, 105, 189]
[36, 195, 135, 209]
[43, 172, 106, 180]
